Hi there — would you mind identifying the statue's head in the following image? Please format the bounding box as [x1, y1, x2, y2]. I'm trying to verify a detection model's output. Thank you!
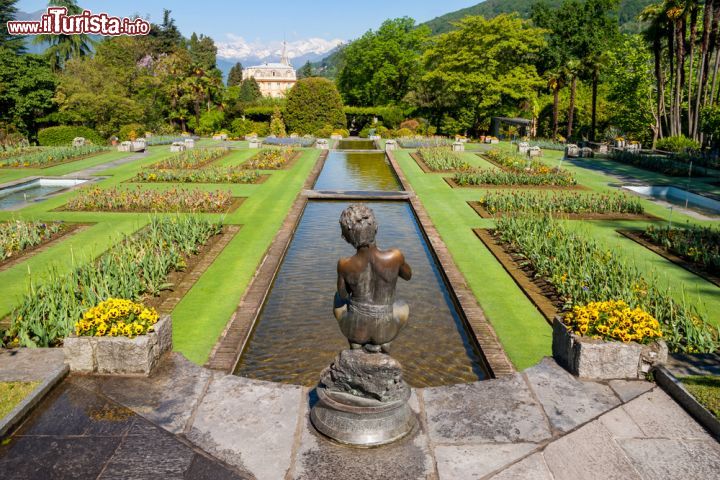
[339, 204, 377, 248]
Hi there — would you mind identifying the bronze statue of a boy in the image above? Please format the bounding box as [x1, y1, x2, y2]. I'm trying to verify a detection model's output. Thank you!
[333, 204, 412, 353]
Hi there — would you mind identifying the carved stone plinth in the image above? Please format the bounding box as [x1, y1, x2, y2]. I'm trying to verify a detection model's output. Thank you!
[310, 349, 416, 446]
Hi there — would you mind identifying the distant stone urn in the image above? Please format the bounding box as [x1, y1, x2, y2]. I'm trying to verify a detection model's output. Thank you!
[310, 204, 417, 446]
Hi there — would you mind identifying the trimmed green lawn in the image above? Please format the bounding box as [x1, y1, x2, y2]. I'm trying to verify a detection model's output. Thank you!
[0, 381, 38, 419]
[681, 375, 720, 419]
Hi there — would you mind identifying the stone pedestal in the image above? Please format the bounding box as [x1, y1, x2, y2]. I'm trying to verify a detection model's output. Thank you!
[310, 349, 416, 447]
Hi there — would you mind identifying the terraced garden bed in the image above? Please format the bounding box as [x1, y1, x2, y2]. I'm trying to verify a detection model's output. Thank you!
[61, 187, 242, 213]
[444, 176, 586, 190]
[410, 148, 470, 173]
[150, 147, 229, 169]
[131, 168, 268, 184]
[1, 216, 228, 348]
[0, 146, 110, 169]
[241, 148, 301, 170]
[467, 191, 654, 220]
[473, 216, 719, 355]
[618, 228, 720, 288]
[0, 221, 89, 272]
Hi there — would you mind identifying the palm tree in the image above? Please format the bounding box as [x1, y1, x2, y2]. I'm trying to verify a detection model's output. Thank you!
[545, 69, 565, 140]
[565, 60, 581, 140]
[33, 0, 94, 71]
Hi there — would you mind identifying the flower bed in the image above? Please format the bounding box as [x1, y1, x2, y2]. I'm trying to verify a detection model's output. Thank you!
[242, 148, 298, 170]
[262, 137, 315, 147]
[64, 187, 233, 212]
[492, 216, 718, 354]
[453, 168, 577, 187]
[133, 167, 262, 184]
[0, 147, 43, 160]
[0, 146, 108, 168]
[397, 136, 453, 148]
[483, 149, 566, 176]
[151, 147, 226, 169]
[1, 220, 66, 261]
[415, 147, 470, 172]
[473, 191, 644, 217]
[644, 225, 720, 276]
[5, 216, 222, 347]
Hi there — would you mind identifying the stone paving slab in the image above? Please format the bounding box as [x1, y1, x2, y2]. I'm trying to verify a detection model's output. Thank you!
[435, 443, 537, 479]
[0, 348, 65, 382]
[620, 387, 715, 440]
[490, 453, 553, 480]
[608, 379, 655, 403]
[524, 358, 620, 433]
[542, 420, 641, 480]
[186, 374, 303, 480]
[0, 381, 249, 480]
[423, 374, 551, 444]
[618, 438, 720, 479]
[69, 353, 211, 434]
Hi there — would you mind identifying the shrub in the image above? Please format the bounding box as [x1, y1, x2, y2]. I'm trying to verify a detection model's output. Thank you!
[197, 110, 226, 136]
[119, 123, 145, 141]
[655, 135, 701, 153]
[270, 106, 286, 137]
[315, 124, 334, 138]
[394, 127, 414, 138]
[399, 119, 420, 132]
[285, 78, 346, 134]
[332, 128, 350, 138]
[38, 126, 104, 146]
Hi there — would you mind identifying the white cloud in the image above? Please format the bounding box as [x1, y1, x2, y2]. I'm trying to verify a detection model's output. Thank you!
[217, 35, 343, 60]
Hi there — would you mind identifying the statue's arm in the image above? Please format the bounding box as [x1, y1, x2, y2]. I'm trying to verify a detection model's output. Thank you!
[337, 260, 350, 299]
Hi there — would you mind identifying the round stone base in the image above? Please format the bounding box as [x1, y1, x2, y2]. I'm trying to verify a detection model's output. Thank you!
[310, 387, 417, 447]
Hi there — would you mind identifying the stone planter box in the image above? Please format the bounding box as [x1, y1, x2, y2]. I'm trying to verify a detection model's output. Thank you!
[452, 142, 465, 152]
[330, 134, 343, 140]
[316, 139, 329, 150]
[184, 138, 195, 149]
[517, 142, 530, 155]
[64, 315, 172, 376]
[212, 134, 228, 141]
[552, 317, 667, 380]
[565, 144, 580, 158]
[528, 146, 542, 157]
[248, 140, 261, 149]
[170, 142, 186, 153]
[385, 140, 397, 152]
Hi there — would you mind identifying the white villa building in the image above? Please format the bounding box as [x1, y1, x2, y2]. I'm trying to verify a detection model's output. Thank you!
[243, 43, 297, 98]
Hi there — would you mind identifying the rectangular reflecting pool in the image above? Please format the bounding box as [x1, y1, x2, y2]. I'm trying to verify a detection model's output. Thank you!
[0, 178, 88, 210]
[623, 185, 720, 217]
[234, 201, 489, 387]
[338, 139, 376, 150]
[314, 151, 402, 192]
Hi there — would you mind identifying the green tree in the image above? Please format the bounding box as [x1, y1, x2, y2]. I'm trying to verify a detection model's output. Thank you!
[189, 32, 217, 71]
[284, 77, 346, 134]
[34, 0, 94, 71]
[238, 77, 262, 103]
[418, 14, 545, 135]
[298, 61, 313, 78]
[269, 106, 286, 136]
[338, 17, 429, 106]
[0, 47, 56, 138]
[149, 9, 184, 55]
[227, 62, 243, 87]
[0, 0, 25, 53]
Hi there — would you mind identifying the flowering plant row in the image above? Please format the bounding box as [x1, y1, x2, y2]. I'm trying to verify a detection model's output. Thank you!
[494, 216, 718, 352]
[5, 216, 222, 347]
[478, 191, 644, 215]
[484, 149, 564, 176]
[417, 147, 470, 171]
[397, 136, 453, 148]
[263, 137, 315, 147]
[65, 187, 233, 212]
[242, 148, 297, 170]
[564, 300, 663, 344]
[75, 298, 159, 338]
[152, 147, 226, 169]
[0, 220, 66, 260]
[0, 145, 108, 168]
[645, 224, 720, 275]
[454, 168, 577, 187]
[609, 150, 692, 177]
[133, 167, 261, 184]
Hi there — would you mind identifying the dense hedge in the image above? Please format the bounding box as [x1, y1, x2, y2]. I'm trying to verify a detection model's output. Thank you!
[38, 126, 105, 146]
[284, 78, 346, 135]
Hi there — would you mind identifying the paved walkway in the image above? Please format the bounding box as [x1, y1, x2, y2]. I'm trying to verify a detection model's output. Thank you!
[3, 353, 716, 479]
[60, 150, 148, 178]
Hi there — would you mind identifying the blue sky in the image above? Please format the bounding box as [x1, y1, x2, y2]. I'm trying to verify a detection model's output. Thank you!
[16, 1, 480, 59]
